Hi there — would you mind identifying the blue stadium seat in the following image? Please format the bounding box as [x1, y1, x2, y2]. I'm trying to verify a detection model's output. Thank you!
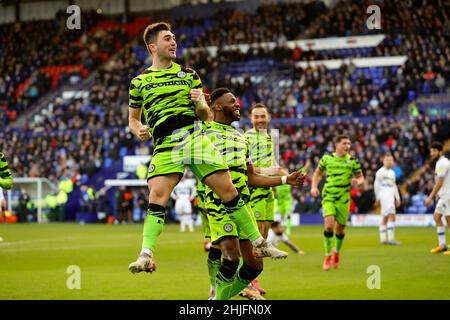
[408, 206, 417, 214]
[416, 206, 427, 214]
[119, 147, 128, 157]
[103, 157, 112, 168]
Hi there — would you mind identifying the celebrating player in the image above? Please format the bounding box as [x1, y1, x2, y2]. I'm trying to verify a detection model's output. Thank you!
[244, 104, 281, 239]
[311, 135, 364, 271]
[374, 153, 401, 245]
[425, 142, 450, 255]
[245, 104, 286, 294]
[128, 23, 284, 274]
[204, 88, 305, 300]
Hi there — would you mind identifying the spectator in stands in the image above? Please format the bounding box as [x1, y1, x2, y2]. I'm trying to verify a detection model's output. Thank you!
[435, 73, 446, 93]
[17, 188, 31, 223]
[137, 189, 148, 222]
[118, 187, 134, 224]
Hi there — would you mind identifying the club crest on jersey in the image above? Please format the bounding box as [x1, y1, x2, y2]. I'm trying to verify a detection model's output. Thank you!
[224, 223, 233, 232]
[145, 76, 152, 82]
[177, 71, 186, 79]
[148, 164, 155, 173]
[255, 211, 261, 218]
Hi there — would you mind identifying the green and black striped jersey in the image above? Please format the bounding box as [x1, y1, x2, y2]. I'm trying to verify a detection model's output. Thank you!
[196, 179, 206, 201]
[244, 128, 274, 167]
[318, 153, 362, 203]
[244, 128, 274, 202]
[129, 63, 202, 141]
[203, 121, 251, 216]
[0, 152, 13, 190]
[197, 179, 205, 193]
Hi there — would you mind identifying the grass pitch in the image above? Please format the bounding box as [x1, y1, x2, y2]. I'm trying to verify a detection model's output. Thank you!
[0, 223, 449, 300]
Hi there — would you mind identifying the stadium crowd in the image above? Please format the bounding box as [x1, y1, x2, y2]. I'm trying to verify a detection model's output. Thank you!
[174, 1, 327, 47]
[0, 10, 132, 124]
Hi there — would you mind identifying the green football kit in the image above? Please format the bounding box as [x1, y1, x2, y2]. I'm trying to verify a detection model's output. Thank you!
[244, 129, 275, 222]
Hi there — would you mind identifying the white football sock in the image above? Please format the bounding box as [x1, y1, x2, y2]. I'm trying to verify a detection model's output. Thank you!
[437, 226, 446, 247]
[387, 221, 395, 241]
[379, 225, 387, 243]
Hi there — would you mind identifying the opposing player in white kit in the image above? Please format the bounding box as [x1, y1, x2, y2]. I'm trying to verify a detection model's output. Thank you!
[425, 142, 450, 255]
[171, 174, 196, 232]
[374, 154, 401, 245]
[267, 221, 304, 254]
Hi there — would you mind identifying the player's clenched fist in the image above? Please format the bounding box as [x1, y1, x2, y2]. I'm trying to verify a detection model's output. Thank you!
[287, 171, 305, 187]
[204, 92, 211, 105]
[138, 125, 151, 141]
[311, 187, 320, 197]
[190, 89, 206, 104]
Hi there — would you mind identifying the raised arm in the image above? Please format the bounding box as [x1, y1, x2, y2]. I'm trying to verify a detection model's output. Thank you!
[191, 89, 211, 121]
[247, 163, 304, 188]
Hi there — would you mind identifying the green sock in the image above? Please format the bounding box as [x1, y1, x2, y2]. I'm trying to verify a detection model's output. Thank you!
[207, 258, 221, 288]
[227, 271, 251, 300]
[142, 205, 165, 252]
[227, 261, 262, 299]
[323, 231, 333, 256]
[215, 271, 235, 300]
[225, 197, 261, 242]
[335, 233, 345, 253]
[215, 259, 240, 300]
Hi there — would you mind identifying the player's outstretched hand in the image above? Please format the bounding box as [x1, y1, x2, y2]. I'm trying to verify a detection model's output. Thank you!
[311, 187, 320, 197]
[138, 125, 151, 141]
[287, 171, 305, 186]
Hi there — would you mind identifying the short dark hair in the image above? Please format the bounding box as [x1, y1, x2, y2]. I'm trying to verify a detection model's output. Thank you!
[271, 221, 281, 228]
[383, 153, 394, 158]
[143, 22, 171, 46]
[430, 141, 443, 151]
[334, 135, 350, 144]
[210, 88, 231, 104]
[251, 103, 271, 114]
